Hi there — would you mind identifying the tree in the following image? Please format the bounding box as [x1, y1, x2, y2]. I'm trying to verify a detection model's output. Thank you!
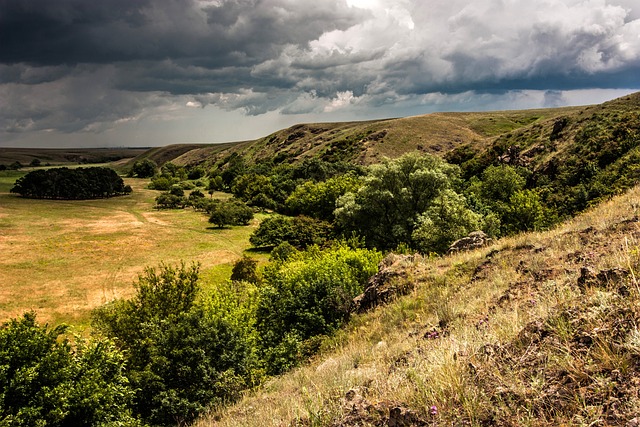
[230, 256, 260, 284]
[335, 153, 462, 251]
[208, 199, 254, 228]
[412, 190, 484, 253]
[285, 173, 361, 220]
[130, 159, 157, 178]
[155, 192, 186, 209]
[10, 167, 131, 200]
[250, 215, 333, 249]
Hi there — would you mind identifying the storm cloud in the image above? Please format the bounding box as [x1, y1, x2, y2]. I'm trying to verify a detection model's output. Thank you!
[1, 0, 639, 146]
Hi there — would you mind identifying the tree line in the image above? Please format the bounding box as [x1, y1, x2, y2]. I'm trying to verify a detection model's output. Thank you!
[10, 167, 132, 200]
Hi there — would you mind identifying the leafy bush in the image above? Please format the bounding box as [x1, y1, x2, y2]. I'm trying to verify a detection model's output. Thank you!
[148, 176, 174, 191]
[250, 215, 333, 249]
[208, 199, 254, 228]
[169, 185, 184, 197]
[285, 173, 361, 220]
[255, 244, 381, 374]
[92, 263, 253, 426]
[155, 192, 186, 209]
[0, 312, 137, 427]
[129, 159, 157, 178]
[231, 256, 260, 284]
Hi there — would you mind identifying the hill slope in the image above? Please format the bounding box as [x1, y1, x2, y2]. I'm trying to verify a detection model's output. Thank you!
[133, 105, 584, 168]
[198, 183, 640, 426]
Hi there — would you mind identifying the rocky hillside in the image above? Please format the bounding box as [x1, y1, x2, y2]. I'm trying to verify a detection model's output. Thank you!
[196, 177, 640, 426]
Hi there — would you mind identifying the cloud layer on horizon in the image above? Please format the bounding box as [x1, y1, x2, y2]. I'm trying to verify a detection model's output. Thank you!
[1, 0, 639, 145]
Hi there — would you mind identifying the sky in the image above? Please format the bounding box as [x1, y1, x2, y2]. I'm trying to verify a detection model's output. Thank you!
[1, 0, 639, 148]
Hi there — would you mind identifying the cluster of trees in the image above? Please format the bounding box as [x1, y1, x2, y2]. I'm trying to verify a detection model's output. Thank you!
[2, 245, 380, 426]
[244, 153, 542, 253]
[10, 167, 132, 200]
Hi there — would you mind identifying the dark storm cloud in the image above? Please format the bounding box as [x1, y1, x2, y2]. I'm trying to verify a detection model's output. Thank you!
[1, 0, 639, 143]
[0, 0, 366, 66]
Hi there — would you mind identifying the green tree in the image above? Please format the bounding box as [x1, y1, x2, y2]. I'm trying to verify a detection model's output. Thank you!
[92, 263, 252, 426]
[335, 153, 462, 250]
[230, 256, 260, 284]
[412, 190, 483, 253]
[208, 200, 254, 228]
[285, 173, 361, 220]
[250, 215, 333, 249]
[130, 159, 157, 178]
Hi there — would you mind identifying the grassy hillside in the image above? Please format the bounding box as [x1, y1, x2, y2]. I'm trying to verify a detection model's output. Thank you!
[198, 180, 640, 427]
[129, 105, 582, 169]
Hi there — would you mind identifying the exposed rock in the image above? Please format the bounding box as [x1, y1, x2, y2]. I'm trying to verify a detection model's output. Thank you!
[388, 405, 427, 427]
[578, 266, 630, 291]
[447, 231, 492, 254]
[577, 266, 598, 290]
[331, 389, 428, 427]
[351, 254, 419, 314]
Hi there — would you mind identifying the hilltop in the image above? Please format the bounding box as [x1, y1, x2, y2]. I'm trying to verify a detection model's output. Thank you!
[136, 106, 582, 168]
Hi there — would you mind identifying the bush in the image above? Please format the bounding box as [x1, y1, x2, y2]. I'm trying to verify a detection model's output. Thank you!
[231, 256, 260, 284]
[208, 199, 254, 228]
[148, 176, 173, 191]
[250, 215, 333, 249]
[169, 185, 185, 196]
[0, 312, 136, 426]
[256, 244, 381, 374]
[92, 263, 253, 426]
[130, 158, 157, 178]
[155, 192, 186, 209]
[285, 173, 361, 220]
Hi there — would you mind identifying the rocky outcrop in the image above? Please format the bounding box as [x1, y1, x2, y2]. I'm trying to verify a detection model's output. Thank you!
[351, 254, 420, 314]
[447, 231, 492, 254]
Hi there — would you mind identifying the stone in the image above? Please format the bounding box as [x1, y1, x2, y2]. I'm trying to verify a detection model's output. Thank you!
[447, 231, 492, 254]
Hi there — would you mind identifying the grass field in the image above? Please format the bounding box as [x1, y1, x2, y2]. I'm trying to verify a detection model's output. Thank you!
[0, 170, 263, 328]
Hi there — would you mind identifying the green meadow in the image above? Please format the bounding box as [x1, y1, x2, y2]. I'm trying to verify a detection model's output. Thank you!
[0, 170, 263, 327]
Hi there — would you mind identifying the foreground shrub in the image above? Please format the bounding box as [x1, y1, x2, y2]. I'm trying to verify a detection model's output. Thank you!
[92, 263, 253, 426]
[0, 312, 137, 427]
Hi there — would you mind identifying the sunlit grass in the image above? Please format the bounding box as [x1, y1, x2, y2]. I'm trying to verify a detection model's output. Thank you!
[0, 174, 262, 327]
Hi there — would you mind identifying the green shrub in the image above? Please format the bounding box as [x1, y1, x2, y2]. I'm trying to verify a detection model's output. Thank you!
[250, 215, 333, 249]
[92, 263, 253, 426]
[255, 244, 381, 374]
[208, 199, 254, 228]
[0, 312, 137, 427]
